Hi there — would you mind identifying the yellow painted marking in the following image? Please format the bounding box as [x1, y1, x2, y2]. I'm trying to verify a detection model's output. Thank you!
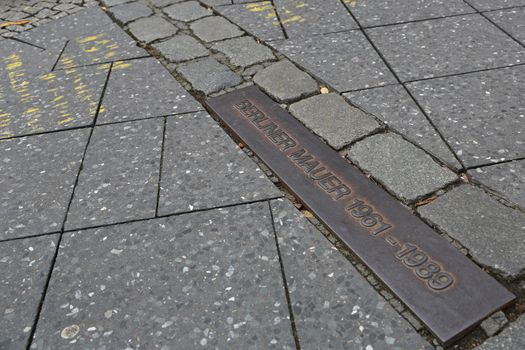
[280, 15, 303, 24]
[113, 61, 132, 70]
[78, 34, 103, 43]
[84, 46, 99, 53]
[57, 117, 74, 125]
[53, 95, 64, 102]
[246, 2, 273, 12]
[40, 73, 56, 81]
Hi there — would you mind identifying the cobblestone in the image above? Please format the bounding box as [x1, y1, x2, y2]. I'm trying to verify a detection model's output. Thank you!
[212, 36, 275, 68]
[107, 1, 153, 24]
[153, 34, 209, 63]
[190, 16, 243, 42]
[476, 314, 525, 349]
[163, 1, 212, 22]
[177, 57, 242, 94]
[127, 15, 177, 43]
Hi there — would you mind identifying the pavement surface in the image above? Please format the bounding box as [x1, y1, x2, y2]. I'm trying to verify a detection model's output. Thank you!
[0, 0, 524, 349]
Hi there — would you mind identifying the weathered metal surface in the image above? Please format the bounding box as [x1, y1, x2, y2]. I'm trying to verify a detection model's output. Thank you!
[205, 86, 516, 346]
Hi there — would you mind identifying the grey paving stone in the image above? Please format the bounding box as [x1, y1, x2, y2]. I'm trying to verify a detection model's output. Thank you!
[348, 133, 458, 203]
[152, 34, 209, 62]
[344, 85, 462, 169]
[348, 0, 474, 27]
[66, 119, 162, 230]
[101, 0, 131, 6]
[0, 130, 89, 240]
[213, 37, 275, 68]
[201, 0, 231, 5]
[485, 7, 525, 45]
[98, 58, 202, 124]
[253, 60, 317, 103]
[367, 15, 525, 82]
[177, 57, 242, 94]
[418, 185, 525, 276]
[480, 311, 508, 337]
[0, 235, 58, 350]
[289, 93, 380, 150]
[107, 1, 153, 24]
[466, 0, 525, 11]
[271, 31, 397, 91]
[190, 16, 243, 43]
[476, 314, 525, 349]
[215, 1, 286, 42]
[407, 65, 525, 168]
[0, 38, 60, 76]
[151, 0, 185, 7]
[163, 1, 212, 22]
[271, 199, 432, 350]
[0, 64, 108, 139]
[127, 16, 177, 43]
[469, 160, 525, 208]
[32, 203, 295, 349]
[274, 0, 358, 37]
[159, 111, 280, 215]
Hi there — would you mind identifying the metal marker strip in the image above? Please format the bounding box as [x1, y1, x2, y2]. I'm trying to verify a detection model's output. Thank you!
[205, 86, 515, 345]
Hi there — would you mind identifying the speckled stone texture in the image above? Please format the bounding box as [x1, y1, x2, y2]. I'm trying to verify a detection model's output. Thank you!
[348, 0, 474, 27]
[106, 2, 153, 24]
[158, 112, 280, 215]
[466, 0, 525, 11]
[0, 236, 58, 350]
[469, 160, 524, 208]
[66, 119, 162, 230]
[151, 0, 185, 7]
[0, 39, 60, 77]
[0, 130, 89, 240]
[190, 16, 243, 43]
[215, 1, 286, 41]
[476, 314, 525, 349]
[152, 34, 209, 63]
[127, 16, 177, 43]
[32, 204, 295, 349]
[176, 58, 242, 94]
[212, 37, 275, 68]
[289, 93, 380, 150]
[163, 1, 212, 22]
[344, 85, 461, 169]
[253, 60, 318, 103]
[0, 65, 108, 139]
[367, 15, 525, 81]
[271, 199, 432, 350]
[271, 31, 397, 91]
[98, 58, 202, 124]
[348, 133, 458, 203]
[485, 7, 525, 45]
[408, 65, 525, 168]
[418, 185, 525, 276]
[274, 0, 358, 37]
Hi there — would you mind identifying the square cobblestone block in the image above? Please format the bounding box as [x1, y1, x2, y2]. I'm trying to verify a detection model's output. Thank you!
[66, 119, 163, 230]
[190, 16, 243, 42]
[177, 58, 242, 94]
[367, 15, 525, 81]
[153, 34, 209, 62]
[98, 58, 202, 124]
[271, 31, 397, 91]
[128, 16, 177, 43]
[158, 111, 280, 215]
[347, 133, 458, 203]
[418, 185, 525, 277]
[212, 36, 275, 68]
[0, 130, 89, 240]
[476, 314, 525, 349]
[33, 204, 294, 349]
[289, 93, 380, 149]
[253, 60, 317, 102]
[163, 1, 212, 22]
[485, 7, 525, 45]
[107, 1, 153, 24]
[0, 236, 58, 349]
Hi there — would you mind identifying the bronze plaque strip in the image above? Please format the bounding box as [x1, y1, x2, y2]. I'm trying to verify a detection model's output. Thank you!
[205, 86, 515, 345]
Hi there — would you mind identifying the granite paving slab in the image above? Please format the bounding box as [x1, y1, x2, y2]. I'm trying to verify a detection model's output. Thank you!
[107, 1, 153, 24]
[465, 0, 525, 11]
[485, 7, 525, 45]
[366, 14, 525, 81]
[274, 0, 358, 37]
[215, 1, 286, 42]
[344, 85, 462, 169]
[66, 119, 162, 230]
[270, 31, 397, 91]
[163, 1, 212, 22]
[190, 16, 243, 43]
[0, 235, 58, 350]
[0, 39, 60, 77]
[0, 64, 108, 139]
[270, 199, 432, 350]
[289, 93, 380, 150]
[151, 0, 185, 7]
[348, 133, 458, 203]
[212, 37, 275, 68]
[98, 58, 202, 124]
[469, 160, 525, 208]
[176, 57, 242, 94]
[418, 185, 525, 277]
[407, 65, 525, 168]
[32, 203, 295, 349]
[347, 0, 475, 27]
[152, 34, 209, 63]
[0, 129, 89, 240]
[476, 314, 525, 349]
[158, 111, 281, 216]
[127, 16, 178, 43]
